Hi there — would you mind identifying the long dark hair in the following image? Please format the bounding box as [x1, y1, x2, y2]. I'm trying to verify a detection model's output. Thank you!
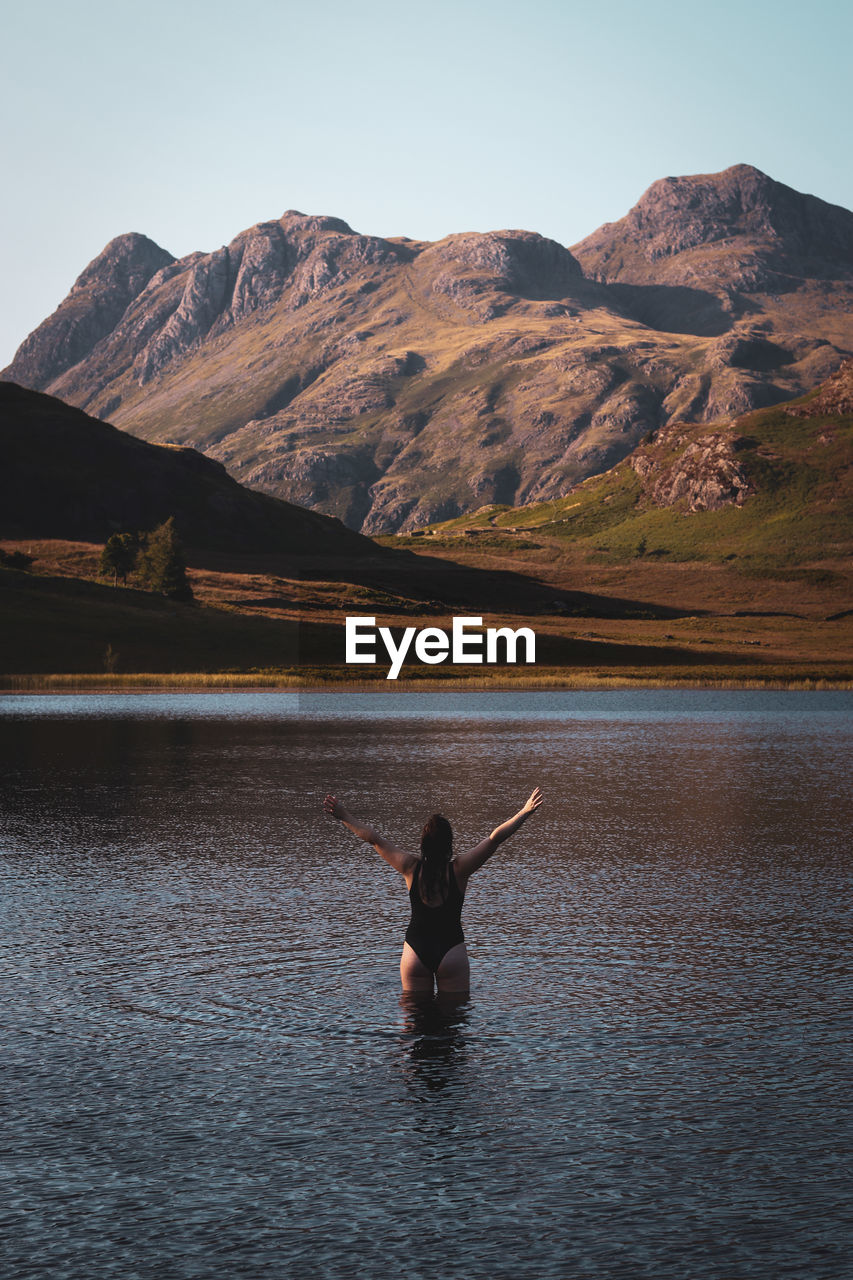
[418, 814, 453, 902]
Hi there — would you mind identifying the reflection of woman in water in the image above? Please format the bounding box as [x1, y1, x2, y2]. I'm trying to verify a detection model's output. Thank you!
[323, 789, 543, 993]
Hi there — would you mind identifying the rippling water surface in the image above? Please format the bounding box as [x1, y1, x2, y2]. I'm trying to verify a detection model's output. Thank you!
[1, 690, 851, 1279]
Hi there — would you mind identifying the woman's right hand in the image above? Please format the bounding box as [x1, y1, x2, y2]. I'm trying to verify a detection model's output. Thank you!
[522, 787, 543, 814]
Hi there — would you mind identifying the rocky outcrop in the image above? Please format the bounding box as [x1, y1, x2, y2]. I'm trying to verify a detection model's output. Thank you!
[786, 359, 853, 417]
[138, 247, 233, 382]
[708, 330, 793, 372]
[229, 224, 296, 320]
[629, 423, 756, 511]
[288, 222, 408, 310]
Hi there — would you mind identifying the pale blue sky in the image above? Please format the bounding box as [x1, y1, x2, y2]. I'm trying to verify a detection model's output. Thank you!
[3, 0, 851, 367]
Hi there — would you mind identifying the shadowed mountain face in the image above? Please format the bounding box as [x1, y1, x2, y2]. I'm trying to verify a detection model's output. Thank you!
[5, 166, 853, 533]
[0, 382, 372, 557]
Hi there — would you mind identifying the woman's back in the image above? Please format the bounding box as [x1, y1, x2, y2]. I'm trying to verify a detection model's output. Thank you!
[405, 863, 465, 975]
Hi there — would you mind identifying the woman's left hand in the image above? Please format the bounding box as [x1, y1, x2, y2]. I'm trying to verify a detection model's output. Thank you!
[324, 794, 347, 819]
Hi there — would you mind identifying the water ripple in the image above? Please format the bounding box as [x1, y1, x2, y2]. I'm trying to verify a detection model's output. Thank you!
[1, 692, 850, 1279]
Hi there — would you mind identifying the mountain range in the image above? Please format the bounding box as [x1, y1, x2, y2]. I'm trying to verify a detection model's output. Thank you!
[5, 164, 853, 533]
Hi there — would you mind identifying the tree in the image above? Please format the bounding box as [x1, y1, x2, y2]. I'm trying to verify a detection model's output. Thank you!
[100, 532, 138, 586]
[136, 517, 193, 601]
[0, 548, 33, 571]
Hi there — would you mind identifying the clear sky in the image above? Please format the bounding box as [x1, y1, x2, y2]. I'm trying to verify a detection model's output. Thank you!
[3, 0, 851, 368]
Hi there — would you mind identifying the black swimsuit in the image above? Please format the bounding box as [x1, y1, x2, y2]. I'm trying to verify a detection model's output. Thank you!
[405, 864, 465, 974]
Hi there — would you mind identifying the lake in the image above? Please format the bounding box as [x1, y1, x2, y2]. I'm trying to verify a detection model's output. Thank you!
[1, 690, 850, 1279]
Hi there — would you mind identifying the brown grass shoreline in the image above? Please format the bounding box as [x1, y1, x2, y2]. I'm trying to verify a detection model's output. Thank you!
[2, 670, 851, 694]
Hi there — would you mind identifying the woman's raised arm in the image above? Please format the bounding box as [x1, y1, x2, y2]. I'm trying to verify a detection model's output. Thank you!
[454, 787, 543, 879]
[324, 794, 416, 876]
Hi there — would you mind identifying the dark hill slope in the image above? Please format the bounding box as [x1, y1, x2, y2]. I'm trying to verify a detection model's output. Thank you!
[0, 381, 371, 556]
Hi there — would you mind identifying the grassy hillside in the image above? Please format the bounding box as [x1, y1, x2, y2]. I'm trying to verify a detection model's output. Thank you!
[415, 381, 853, 572]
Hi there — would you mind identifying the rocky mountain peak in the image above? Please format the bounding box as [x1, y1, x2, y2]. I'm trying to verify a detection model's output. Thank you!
[278, 211, 356, 236]
[630, 164, 851, 254]
[4, 232, 174, 389]
[422, 229, 584, 316]
[69, 231, 175, 296]
[573, 163, 853, 287]
[434, 229, 580, 282]
[125, 212, 414, 383]
[4, 211, 415, 393]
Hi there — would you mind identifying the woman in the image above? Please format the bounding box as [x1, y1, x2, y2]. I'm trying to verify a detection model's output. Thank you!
[323, 788, 543, 993]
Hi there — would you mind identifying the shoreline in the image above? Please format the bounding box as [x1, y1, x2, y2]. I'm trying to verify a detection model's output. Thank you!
[2, 670, 851, 694]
